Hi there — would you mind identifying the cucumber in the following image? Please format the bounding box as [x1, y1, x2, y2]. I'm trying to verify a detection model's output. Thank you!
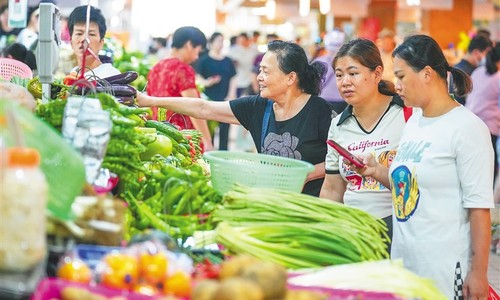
[145, 120, 185, 143]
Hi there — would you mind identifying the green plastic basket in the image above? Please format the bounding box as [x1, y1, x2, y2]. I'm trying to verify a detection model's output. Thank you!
[203, 151, 314, 194]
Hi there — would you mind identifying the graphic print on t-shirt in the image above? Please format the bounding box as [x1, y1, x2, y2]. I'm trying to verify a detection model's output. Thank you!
[390, 165, 420, 221]
[262, 132, 302, 160]
[341, 149, 396, 192]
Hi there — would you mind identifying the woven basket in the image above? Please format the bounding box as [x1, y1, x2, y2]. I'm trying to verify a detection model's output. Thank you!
[203, 151, 314, 194]
[0, 58, 33, 81]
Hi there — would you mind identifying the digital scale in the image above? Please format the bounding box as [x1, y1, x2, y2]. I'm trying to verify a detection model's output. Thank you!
[36, 2, 61, 104]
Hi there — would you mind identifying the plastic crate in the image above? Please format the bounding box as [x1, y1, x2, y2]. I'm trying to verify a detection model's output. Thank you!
[0, 58, 33, 81]
[203, 151, 314, 194]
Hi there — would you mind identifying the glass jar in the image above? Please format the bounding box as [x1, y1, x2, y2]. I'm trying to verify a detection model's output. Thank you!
[0, 147, 48, 272]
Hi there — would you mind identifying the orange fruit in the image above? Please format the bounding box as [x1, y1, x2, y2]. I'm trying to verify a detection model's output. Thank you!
[100, 253, 139, 290]
[57, 258, 92, 284]
[139, 252, 168, 284]
[163, 271, 192, 298]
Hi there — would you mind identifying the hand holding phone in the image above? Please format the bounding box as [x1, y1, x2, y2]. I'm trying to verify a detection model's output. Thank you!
[327, 140, 366, 168]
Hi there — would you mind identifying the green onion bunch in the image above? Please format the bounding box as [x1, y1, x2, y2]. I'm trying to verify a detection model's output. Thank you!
[196, 185, 390, 269]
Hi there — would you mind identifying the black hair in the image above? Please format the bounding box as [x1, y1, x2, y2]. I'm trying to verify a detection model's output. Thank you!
[476, 28, 491, 40]
[0, 5, 8, 15]
[171, 26, 206, 49]
[209, 32, 223, 44]
[393, 34, 472, 97]
[267, 40, 326, 95]
[485, 43, 500, 75]
[153, 37, 167, 47]
[26, 6, 39, 23]
[468, 35, 492, 53]
[3, 43, 37, 71]
[333, 38, 396, 96]
[229, 36, 237, 46]
[68, 5, 106, 40]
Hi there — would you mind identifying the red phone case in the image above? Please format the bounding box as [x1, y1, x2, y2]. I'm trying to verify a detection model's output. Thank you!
[327, 140, 365, 168]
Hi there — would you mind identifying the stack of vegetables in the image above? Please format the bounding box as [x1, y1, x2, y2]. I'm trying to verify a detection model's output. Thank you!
[288, 259, 447, 300]
[195, 184, 390, 269]
[26, 74, 221, 243]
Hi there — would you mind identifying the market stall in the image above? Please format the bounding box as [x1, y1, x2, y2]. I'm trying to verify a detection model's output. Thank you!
[1, 2, 493, 298]
[1, 69, 453, 300]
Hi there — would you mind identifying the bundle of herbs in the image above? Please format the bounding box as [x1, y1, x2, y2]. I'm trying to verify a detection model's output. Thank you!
[195, 185, 389, 269]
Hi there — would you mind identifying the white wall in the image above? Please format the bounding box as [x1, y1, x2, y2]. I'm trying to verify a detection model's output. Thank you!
[129, 0, 216, 52]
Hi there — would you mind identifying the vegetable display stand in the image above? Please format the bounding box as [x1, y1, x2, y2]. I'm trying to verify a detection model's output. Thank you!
[203, 151, 314, 194]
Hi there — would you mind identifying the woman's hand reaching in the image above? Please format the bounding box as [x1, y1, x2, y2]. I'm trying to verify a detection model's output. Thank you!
[135, 91, 151, 107]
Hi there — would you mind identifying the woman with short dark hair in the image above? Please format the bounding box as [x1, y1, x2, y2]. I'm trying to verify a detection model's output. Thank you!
[138, 40, 336, 196]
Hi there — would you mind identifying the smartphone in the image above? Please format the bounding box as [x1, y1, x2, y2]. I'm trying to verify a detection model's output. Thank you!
[327, 140, 365, 168]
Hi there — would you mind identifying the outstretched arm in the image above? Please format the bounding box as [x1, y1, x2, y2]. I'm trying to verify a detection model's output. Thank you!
[181, 88, 214, 151]
[136, 92, 241, 125]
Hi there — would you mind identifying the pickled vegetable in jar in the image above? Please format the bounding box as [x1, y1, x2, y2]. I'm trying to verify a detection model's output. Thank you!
[0, 147, 48, 272]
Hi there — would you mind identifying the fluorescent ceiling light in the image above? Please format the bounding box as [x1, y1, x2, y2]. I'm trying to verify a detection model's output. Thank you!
[319, 0, 331, 15]
[300, 0, 310, 17]
[266, 0, 276, 20]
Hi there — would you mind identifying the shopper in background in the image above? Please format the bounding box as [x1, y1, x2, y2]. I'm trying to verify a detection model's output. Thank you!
[67, 5, 120, 79]
[377, 28, 397, 83]
[2, 42, 37, 71]
[16, 6, 39, 50]
[137, 40, 336, 196]
[355, 34, 493, 298]
[228, 32, 259, 97]
[146, 26, 213, 151]
[228, 32, 261, 152]
[312, 29, 347, 113]
[465, 43, 500, 183]
[320, 39, 411, 250]
[0, 5, 22, 52]
[194, 32, 237, 150]
[451, 34, 492, 105]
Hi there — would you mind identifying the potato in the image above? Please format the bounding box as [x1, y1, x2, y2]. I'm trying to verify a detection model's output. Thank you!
[60, 287, 92, 300]
[219, 255, 260, 279]
[214, 277, 264, 300]
[240, 261, 287, 300]
[192, 279, 220, 300]
[60, 286, 107, 300]
[285, 289, 328, 300]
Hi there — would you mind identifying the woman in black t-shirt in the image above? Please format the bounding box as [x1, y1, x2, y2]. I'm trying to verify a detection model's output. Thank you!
[137, 40, 336, 196]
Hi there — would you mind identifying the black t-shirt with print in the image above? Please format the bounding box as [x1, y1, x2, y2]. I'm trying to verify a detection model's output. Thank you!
[230, 94, 335, 196]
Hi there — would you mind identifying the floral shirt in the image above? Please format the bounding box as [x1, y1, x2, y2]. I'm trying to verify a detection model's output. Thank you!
[146, 58, 199, 128]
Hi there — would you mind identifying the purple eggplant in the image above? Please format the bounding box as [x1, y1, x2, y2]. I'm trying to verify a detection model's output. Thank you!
[100, 71, 139, 85]
[105, 84, 137, 97]
[117, 96, 136, 106]
[74, 84, 137, 97]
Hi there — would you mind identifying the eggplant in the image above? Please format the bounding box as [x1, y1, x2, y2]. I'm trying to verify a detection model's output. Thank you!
[74, 84, 137, 97]
[106, 84, 137, 97]
[117, 96, 136, 106]
[100, 71, 139, 85]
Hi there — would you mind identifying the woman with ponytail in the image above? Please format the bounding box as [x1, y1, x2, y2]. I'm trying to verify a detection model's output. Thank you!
[320, 38, 411, 250]
[354, 34, 494, 298]
[137, 40, 336, 196]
